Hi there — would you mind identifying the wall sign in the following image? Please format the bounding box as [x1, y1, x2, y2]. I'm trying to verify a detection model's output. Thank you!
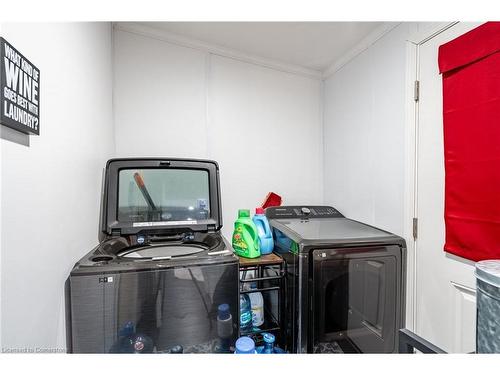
[1, 37, 40, 135]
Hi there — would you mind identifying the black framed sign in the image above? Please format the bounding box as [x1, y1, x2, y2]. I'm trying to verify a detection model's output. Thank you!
[1, 37, 40, 135]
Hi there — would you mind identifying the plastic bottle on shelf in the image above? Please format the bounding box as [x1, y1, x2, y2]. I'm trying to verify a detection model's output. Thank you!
[239, 293, 253, 331]
[255, 333, 285, 354]
[252, 207, 274, 255]
[261, 333, 275, 354]
[247, 282, 264, 327]
[232, 209, 260, 258]
[234, 336, 257, 354]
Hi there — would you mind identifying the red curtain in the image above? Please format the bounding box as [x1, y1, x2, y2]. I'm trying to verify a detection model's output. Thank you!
[438, 22, 500, 261]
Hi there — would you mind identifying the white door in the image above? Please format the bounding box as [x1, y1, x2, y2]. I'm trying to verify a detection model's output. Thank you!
[415, 22, 483, 353]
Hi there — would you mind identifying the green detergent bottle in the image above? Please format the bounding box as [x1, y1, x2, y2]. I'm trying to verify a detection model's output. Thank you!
[232, 209, 261, 258]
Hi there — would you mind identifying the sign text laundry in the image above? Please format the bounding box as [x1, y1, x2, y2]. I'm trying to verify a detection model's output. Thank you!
[1, 37, 40, 135]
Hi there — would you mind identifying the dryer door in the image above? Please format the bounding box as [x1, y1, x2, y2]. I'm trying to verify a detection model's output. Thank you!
[312, 246, 402, 353]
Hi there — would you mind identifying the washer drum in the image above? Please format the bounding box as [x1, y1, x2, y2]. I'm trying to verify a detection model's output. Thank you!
[475, 260, 500, 353]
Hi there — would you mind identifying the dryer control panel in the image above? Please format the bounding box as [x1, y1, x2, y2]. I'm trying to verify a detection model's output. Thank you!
[265, 205, 344, 219]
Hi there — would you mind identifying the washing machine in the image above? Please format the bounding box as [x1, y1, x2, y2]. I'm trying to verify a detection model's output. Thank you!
[65, 158, 239, 353]
[266, 206, 406, 353]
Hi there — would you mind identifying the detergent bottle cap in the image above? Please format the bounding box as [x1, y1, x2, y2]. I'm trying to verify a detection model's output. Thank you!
[238, 209, 250, 218]
[255, 207, 265, 215]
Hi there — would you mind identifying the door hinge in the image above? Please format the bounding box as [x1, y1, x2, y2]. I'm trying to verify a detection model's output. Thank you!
[414, 80, 420, 102]
[412, 218, 418, 240]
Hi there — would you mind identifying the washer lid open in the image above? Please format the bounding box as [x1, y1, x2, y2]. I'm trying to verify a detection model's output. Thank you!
[101, 158, 223, 237]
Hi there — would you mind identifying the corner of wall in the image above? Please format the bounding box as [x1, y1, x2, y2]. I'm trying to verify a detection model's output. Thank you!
[322, 22, 402, 79]
[319, 78, 326, 205]
[110, 22, 118, 157]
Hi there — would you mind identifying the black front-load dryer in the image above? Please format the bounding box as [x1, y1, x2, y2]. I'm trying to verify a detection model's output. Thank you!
[266, 206, 406, 354]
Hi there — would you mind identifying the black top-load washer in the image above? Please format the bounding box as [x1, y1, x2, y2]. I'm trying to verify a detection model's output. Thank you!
[66, 158, 239, 353]
[266, 206, 406, 353]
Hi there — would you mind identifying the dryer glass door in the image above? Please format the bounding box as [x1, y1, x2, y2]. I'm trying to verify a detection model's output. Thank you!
[312, 246, 400, 353]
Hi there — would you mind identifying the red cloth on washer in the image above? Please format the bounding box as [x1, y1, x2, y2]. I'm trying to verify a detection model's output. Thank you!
[438, 22, 500, 261]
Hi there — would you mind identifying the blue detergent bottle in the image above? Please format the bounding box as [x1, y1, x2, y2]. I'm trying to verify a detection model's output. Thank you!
[252, 207, 274, 255]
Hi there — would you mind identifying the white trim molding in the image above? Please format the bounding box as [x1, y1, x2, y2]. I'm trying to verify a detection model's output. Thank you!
[403, 40, 418, 332]
[113, 22, 323, 80]
[407, 22, 459, 45]
[322, 22, 401, 79]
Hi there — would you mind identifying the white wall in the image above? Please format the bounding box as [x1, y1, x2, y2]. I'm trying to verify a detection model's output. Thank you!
[113, 30, 208, 158]
[113, 29, 323, 239]
[0, 23, 114, 351]
[323, 23, 413, 237]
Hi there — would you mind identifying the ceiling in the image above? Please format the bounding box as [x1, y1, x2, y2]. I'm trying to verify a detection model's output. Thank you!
[142, 22, 385, 72]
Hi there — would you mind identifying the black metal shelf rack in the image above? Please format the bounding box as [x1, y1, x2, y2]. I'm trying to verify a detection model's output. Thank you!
[237, 253, 286, 350]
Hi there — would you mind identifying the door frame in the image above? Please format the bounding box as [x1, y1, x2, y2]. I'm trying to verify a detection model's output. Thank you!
[403, 22, 458, 332]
